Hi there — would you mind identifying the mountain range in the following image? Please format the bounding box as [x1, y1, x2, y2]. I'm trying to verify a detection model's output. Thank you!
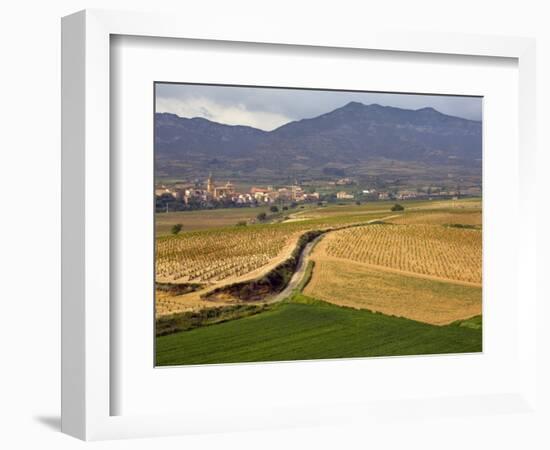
[155, 102, 482, 184]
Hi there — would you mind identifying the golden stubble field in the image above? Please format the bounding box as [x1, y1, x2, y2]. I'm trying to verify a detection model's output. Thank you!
[304, 258, 481, 325]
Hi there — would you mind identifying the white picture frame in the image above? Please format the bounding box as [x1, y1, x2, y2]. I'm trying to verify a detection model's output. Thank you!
[61, 9, 538, 441]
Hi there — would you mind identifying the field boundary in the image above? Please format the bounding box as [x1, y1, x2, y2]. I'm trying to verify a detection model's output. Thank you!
[314, 254, 482, 288]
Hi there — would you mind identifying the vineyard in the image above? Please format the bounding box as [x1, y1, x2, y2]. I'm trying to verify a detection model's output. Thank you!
[156, 202, 484, 362]
[155, 211, 391, 285]
[319, 223, 482, 284]
[155, 200, 482, 323]
[387, 209, 482, 226]
[156, 227, 300, 284]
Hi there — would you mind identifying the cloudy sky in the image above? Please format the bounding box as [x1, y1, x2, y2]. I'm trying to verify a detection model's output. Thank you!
[156, 83, 482, 131]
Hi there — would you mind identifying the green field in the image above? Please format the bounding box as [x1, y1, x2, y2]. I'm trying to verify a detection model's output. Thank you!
[156, 294, 482, 366]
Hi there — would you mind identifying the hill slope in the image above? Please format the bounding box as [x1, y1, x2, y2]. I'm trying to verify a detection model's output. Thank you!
[155, 102, 482, 183]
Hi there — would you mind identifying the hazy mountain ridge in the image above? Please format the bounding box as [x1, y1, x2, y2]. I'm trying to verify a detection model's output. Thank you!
[155, 102, 482, 181]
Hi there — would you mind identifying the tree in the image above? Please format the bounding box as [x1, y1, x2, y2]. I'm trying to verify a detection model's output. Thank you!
[391, 203, 404, 212]
[171, 223, 183, 235]
[269, 205, 279, 213]
[256, 212, 267, 222]
[355, 200, 361, 205]
[282, 206, 288, 211]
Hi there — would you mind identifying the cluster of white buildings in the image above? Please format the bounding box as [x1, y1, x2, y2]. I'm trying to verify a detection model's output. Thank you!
[155, 174, 321, 207]
[250, 185, 319, 203]
[336, 189, 390, 201]
[336, 191, 354, 200]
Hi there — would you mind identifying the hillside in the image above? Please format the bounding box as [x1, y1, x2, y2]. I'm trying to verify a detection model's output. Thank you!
[155, 102, 482, 184]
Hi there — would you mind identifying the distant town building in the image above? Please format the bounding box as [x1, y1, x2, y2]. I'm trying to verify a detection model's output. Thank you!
[336, 191, 354, 200]
[398, 190, 417, 200]
[277, 187, 292, 201]
[303, 192, 320, 201]
[155, 187, 175, 198]
[291, 185, 304, 201]
[156, 175, 322, 212]
[205, 173, 235, 199]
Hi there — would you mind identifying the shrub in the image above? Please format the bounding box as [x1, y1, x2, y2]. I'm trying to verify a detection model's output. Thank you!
[391, 203, 404, 212]
[256, 212, 267, 221]
[171, 223, 183, 235]
[236, 220, 247, 227]
[270, 205, 279, 213]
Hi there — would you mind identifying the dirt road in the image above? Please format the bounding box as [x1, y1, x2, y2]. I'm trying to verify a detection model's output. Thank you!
[267, 214, 400, 303]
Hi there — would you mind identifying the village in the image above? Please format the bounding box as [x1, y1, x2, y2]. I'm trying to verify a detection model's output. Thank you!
[155, 173, 481, 212]
[155, 173, 322, 212]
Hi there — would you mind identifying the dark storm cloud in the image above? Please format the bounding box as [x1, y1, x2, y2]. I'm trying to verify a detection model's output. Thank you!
[156, 83, 482, 131]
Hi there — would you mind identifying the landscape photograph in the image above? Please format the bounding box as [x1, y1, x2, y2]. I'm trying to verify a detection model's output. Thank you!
[154, 83, 483, 366]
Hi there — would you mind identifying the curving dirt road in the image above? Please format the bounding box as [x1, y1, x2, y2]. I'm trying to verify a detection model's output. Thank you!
[267, 214, 400, 303]
[266, 234, 323, 303]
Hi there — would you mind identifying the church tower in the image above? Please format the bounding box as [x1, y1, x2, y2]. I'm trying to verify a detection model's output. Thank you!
[207, 172, 214, 194]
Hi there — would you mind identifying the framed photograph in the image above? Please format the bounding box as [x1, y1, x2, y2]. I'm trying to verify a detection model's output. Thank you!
[62, 9, 538, 441]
